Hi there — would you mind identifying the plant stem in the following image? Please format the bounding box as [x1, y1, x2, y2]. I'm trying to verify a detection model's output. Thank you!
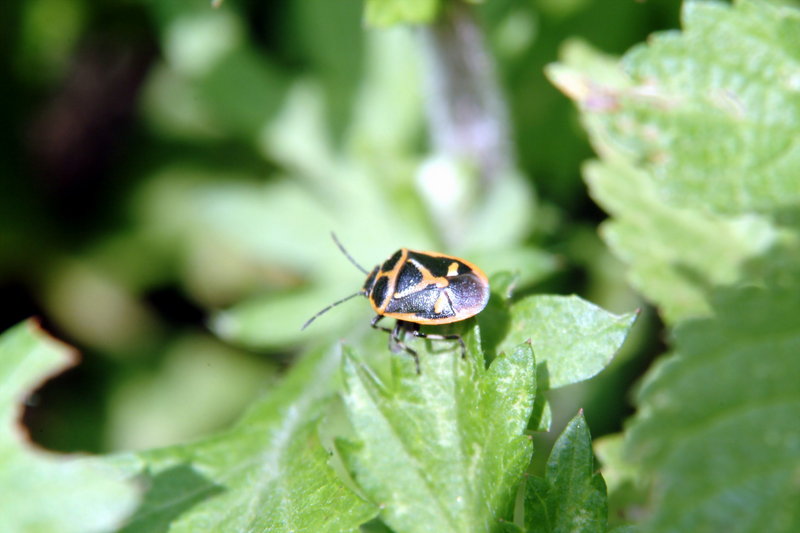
[419, 1, 513, 185]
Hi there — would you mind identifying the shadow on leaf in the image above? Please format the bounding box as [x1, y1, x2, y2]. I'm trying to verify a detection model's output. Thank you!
[118, 464, 225, 533]
[477, 289, 512, 361]
[529, 360, 550, 431]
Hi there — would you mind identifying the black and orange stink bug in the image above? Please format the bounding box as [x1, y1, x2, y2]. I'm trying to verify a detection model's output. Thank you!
[302, 233, 490, 374]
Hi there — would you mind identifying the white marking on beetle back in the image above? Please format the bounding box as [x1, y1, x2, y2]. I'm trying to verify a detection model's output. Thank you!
[446, 261, 459, 277]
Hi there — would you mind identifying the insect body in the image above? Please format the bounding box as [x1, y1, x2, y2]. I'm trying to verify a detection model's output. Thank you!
[302, 234, 490, 374]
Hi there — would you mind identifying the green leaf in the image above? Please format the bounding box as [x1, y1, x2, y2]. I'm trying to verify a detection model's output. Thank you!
[622, 0, 800, 214]
[495, 294, 637, 389]
[110, 345, 377, 532]
[547, 0, 800, 323]
[549, 3, 800, 530]
[364, 0, 441, 27]
[625, 281, 800, 532]
[585, 157, 777, 322]
[525, 411, 608, 533]
[0, 321, 139, 533]
[555, 0, 800, 214]
[339, 339, 536, 533]
[525, 412, 608, 533]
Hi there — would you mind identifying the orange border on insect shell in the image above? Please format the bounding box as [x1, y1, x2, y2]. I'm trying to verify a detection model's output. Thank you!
[366, 248, 489, 325]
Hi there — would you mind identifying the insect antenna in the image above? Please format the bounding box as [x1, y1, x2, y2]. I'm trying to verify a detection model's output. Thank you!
[301, 291, 363, 330]
[331, 232, 369, 275]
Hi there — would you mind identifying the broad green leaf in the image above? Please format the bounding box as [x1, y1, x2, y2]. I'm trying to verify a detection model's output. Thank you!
[547, 0, 800, 322]
[555, 0, 800, 214]
[110, 345, 377, 532]
[620, 0, 800, 214]
[0, 321, 139, 533]
[585, 157, 777, 322]
[364, 0, 441, 27]
[494, 294, 637, 389]
[625, 281, 800, 532]
[525, 412, 608, 533]
[338, 339, 536, 533]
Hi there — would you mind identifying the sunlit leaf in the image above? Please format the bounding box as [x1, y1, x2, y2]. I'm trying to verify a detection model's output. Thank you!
[0, 321, 139, 533]
[338, 339, 536, 533]
[586, 157, 777, 322]
[495, 294, 636, 389]
[548, 0, 800, 323]
[110, 345, 377, 532]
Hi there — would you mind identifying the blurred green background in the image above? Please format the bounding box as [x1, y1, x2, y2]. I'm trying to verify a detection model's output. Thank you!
[1, 0, 679, 454]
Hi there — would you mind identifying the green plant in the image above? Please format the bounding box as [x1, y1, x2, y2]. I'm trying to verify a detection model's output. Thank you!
[2, 0, 799, 532]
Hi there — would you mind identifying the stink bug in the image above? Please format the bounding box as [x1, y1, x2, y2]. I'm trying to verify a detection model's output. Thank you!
[302, 233, 490, 374]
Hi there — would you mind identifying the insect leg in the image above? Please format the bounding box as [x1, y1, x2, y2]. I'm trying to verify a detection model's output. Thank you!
[369, 314, 393, 334]
[407, 329, 466, 360]
[391, 321, 421, 375]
